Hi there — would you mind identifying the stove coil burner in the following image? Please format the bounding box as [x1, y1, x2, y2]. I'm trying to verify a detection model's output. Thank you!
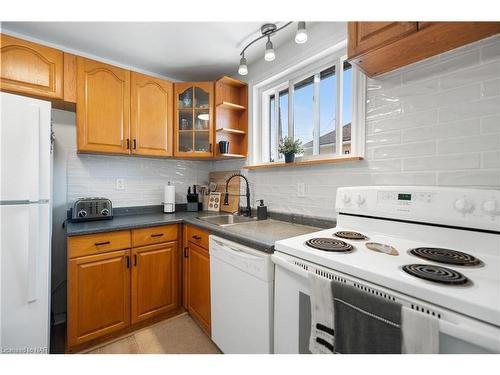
[409, 247, 481, 266]
[306, 238, 353, 252]
[334, 231, 368, 240]
[402, 264, 469, 285]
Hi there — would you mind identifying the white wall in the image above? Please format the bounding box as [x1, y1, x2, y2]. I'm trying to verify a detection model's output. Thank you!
[216, 34, 500, 219]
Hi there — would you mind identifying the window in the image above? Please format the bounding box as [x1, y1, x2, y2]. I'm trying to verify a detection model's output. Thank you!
[258, 51, 365, 164]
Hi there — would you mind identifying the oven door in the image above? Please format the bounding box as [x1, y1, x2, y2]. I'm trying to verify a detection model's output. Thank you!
[273, 252, 499, 354]
[274, 257, 312, 354]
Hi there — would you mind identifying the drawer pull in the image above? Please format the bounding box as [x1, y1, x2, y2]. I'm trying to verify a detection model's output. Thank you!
[95, 241, 111, 246]
[151, 233, 164, 238]
[192, 235, 202, 240]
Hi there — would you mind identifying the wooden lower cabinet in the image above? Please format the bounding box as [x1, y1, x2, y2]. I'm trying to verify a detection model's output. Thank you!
[67, 225, 181, 351]
[131, 241, 179, 324]
[67, 249, 131, 347]
[186, 241, 211, 335]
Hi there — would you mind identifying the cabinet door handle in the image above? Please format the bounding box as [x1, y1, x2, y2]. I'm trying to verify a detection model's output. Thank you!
[126, 139, 130, 149]
[151, 233, 164, 238]
[209, 143, 212, 152]
[133, 139, 137, 150]
[126, 255, 130, 268]
[95, 241, 110, 246]
[134, 254, 137, 266]
[184, 247, 189, 258]
[192, 235, 201, 240]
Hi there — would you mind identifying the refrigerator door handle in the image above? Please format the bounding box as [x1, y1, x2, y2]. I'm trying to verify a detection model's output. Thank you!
[28, 105, 41, 202]
[27, 204, 39, 303]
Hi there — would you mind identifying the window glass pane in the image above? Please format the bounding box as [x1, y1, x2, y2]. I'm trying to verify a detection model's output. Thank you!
[269, 94, 276, 162]
[342, 61, 353, 155]
[279, 90, 289, 146]
[293, 77, 314, 156]
[319, 66, 336, 155]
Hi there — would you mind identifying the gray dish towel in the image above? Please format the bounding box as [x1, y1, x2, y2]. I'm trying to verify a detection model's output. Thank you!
[333, 281, 402, 354]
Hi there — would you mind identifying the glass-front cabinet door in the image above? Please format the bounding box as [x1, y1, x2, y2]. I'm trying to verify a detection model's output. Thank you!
[174, 82, 214, 157]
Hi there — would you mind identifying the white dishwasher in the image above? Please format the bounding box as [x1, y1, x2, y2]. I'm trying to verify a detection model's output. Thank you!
[209, 235, 274, 354]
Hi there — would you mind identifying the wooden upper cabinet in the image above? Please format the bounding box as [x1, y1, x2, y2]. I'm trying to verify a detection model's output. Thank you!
[174, 82, 214, 158]
[67, 249, 131, 347]
[187, 241, 211, 335]
[0, 34, 63, 99]
[348, 22, 500, 77]
[76, 57, 130, 154]
[131, 241, 179, 324]
[348, 22, 418, 59]
[131, 72, 173, 157]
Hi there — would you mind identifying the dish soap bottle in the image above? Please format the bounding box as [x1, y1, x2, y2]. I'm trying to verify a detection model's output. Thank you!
[256, 199, 268, 221]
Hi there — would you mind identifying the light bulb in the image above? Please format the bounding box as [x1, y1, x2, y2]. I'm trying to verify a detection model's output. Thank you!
[238, 55, 248, 75]
[295, 21, 308, 44]
[264, 38, 275, 61]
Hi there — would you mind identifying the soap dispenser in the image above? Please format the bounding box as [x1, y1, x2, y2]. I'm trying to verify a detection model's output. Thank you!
[256, 199, 268, 220]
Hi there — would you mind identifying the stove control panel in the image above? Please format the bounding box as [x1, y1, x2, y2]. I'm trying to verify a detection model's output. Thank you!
[336, 186, 500, 232]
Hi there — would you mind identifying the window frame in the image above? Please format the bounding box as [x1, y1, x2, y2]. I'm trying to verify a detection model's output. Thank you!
[256, 47, 366, 164]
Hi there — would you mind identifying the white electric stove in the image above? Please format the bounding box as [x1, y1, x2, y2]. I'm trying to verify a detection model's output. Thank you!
[273, 186, 500, 354]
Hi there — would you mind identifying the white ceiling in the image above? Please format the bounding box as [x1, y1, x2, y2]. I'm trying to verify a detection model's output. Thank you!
[1, 22, 331, 81]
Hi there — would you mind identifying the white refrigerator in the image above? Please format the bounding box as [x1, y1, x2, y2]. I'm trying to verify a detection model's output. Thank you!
[0, 92, 52, 353]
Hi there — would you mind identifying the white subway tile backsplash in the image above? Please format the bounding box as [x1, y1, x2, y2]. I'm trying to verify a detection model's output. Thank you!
[482, 151, 500, 169]
[437, 134, 500, 154]
[402, 50, 479, 85]
[403, 154, 480, 171]
[439, 61, 500, 90]
[481, 116, 500, 134]
[438, 170, 500, 186]
[402, 119, 480, 142]
[481, 79, 500, 98]
[439, 97, 500, 122]
[367, 109, 438, 134]
[372, 172, 436, 186]
[373, 141, 435, 159]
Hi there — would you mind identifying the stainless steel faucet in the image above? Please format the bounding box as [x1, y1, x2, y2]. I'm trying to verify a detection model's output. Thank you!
[223, 173, 252, 217]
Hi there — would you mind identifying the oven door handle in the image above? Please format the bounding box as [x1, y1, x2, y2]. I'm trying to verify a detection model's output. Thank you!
[272, 254, 309, 279]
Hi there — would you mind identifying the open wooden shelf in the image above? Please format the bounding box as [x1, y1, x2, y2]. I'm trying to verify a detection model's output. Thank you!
[243, 156, 364, 170]
[217, 76, 246, 88]
[214, 76, 248, 159]
[216, 127, 246, 135]
[216, 101, 246, 111]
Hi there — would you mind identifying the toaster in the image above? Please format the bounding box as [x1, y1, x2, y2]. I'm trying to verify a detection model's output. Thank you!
[70, 197, 113, 222]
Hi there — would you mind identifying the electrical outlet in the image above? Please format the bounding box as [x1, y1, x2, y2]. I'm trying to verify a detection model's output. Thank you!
[116, 178, 125, 190]
[297, 182, 305, 197]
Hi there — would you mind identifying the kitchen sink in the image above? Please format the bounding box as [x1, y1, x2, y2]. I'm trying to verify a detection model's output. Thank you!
[197, 214, 257, 227]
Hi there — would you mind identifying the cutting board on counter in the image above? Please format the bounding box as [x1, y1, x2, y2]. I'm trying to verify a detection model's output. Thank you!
[208, 171, 240, 213]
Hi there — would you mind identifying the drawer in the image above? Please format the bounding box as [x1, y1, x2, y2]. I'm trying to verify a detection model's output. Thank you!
[68, 230, 131, 259]
[186, 225, 209, 249]
[132, 225, 178, 247]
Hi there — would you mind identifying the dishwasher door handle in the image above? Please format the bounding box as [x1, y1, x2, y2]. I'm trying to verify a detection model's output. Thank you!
[217, 244, 263, 261]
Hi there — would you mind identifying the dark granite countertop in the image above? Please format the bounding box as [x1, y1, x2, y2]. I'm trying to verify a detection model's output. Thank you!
[66, 209, 329, 253]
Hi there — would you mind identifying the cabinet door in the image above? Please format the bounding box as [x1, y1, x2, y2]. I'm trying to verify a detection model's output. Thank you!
[131, 72, 173, 157]
[0, 34, 63, 99]
[76, 57, 130, 154]
[187, 242, 211, 334]
[348, 22, 418, 58]
[131, 242, 179, 324]
[68, 249, 131, 347]
[174, 82, 214, 158]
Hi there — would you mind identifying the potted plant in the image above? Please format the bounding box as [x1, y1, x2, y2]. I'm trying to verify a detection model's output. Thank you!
[278, 136, 304, 163]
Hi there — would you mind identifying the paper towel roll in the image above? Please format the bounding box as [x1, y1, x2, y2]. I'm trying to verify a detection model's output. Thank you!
[163, 183, 175, 213]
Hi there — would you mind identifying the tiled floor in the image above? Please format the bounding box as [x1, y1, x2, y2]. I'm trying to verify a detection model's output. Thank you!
[84, 313, 221, 354]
